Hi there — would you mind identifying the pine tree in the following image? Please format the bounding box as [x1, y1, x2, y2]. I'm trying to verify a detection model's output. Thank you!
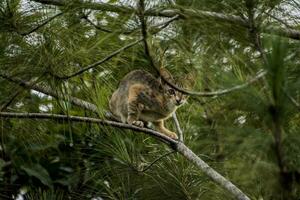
[0, 0, 300, 199]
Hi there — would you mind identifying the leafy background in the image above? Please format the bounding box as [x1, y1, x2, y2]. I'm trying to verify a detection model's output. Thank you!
[0, 0, 300, 199]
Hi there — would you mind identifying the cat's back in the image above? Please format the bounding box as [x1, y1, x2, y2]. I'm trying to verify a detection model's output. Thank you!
[119, 70, 159, 89]
[109, 70, 162, 122]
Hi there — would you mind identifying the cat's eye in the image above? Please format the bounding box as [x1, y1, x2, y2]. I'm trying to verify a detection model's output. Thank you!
[168, 89, 175, 95]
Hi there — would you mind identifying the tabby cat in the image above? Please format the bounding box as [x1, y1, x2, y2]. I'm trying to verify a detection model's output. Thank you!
[109, 68, 195, 139]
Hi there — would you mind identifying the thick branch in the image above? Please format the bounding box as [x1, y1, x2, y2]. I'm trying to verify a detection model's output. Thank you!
[0, 111, 250, 200]
[0, 112, 174, 144]
[31, 0, 300, 40]
[176, 142, 250, 200]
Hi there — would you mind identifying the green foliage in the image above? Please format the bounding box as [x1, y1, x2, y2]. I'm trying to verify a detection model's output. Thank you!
[0, 0, 300, 199]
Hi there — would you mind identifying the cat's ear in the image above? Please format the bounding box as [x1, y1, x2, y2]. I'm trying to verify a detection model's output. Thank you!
[159, 68, 174, 82]
[183, 71, 197, 89]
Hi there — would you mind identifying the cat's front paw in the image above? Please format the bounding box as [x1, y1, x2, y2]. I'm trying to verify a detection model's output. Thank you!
[168, 132, 178, 140]
[132, 120, 144, 127]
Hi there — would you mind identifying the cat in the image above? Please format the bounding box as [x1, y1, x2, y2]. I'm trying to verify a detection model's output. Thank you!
[109, 68, 196, 139]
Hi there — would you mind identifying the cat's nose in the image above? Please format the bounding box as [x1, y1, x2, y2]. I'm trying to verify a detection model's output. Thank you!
[176, 99, 181, 105]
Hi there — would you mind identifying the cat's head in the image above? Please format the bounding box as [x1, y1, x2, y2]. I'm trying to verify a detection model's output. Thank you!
[159, 68, 196, 107]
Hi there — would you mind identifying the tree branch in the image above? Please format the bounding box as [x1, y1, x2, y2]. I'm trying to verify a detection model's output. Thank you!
[283, 89, 300, 111]
[82, 14, 113, 33]
[138, 0, 267, 97]
[0, 111, 250, 200]
[1, 69, 251, 199]
[0, 89, 24, 112]
[188, 70, 267, 97]
[1, 21, 250, 198]
[52, 15, 178, 80]
[263, 11, 293, 29]
[139, 8, 267, 97]
[137, 1, 250, 199]
[0, 73, 99, 113]
[176, 142, 250, 200]
[56, 39, 143, 80]
[31, 0, 300, 40]
[0, 111, 174, 145]
[19, 12, 63, 36]
[139, 150, 175, 172]
[172, 112, 183, 141]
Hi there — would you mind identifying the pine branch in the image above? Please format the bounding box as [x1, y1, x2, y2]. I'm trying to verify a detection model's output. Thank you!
[1, 6, 249, 193]
[139, 150, 175, 172]
[171, 70, 267, 97]
[0, 111, 174, 144]
[52, 15, 178, 80]
[283, 89, 300, 111]
[132, 1, 251, 199]
[149, 15, 179, 34]
[31, 0, 300, 40]
[138, 0, 267, 97]
[83, 15, 113, 33]
[0, 89, 23, 112]
[0, 111, 250, 200]
[0, 73, 99, 113]
[55, 39, 143, 80]
[176, 142, 250, 200]
[0, 71, 250, 199]
[263, 11, 293, 29]
[19, 12, 63, 36]
[81, 13, 113, 33]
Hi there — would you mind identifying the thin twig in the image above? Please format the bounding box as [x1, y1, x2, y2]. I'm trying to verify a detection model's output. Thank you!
[139, 150, 175, 172]
[55, 39, 143, 80]
[0, 73, 50, 111]
[246, 2, 273, 104]
[149, 15, 179, 33]
[283, 89, 300, 111]
[263, 11, 292, 29]
[84, 13, 179, 35]
[82, 15, 113, 33]
[19, 12, 63, 36]
[54, 14, 179, 80]
[0, 89, 23, 111]
[172, 112, 183, 142]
